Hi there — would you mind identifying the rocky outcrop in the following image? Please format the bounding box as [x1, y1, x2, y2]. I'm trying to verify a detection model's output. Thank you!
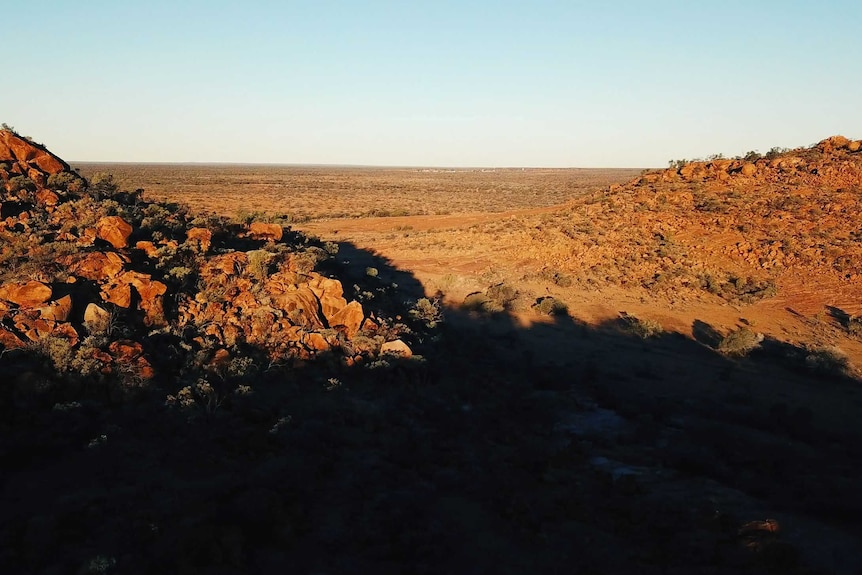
[96, 216, 133, 249]
[248, 222, 283, 242]
[0, 131, 424, 386]
[0, 129, 69, 178]
[644, 136, 862, 189]
[181, 264, 368, 359]
[0, 281, 52, 307]
[61, 252, 128, 281]
[36, 295, 73, 322]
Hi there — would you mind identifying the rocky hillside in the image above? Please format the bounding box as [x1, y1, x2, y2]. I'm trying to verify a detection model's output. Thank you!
[514, 135, 862, 310]
[0, 128, 426, 403]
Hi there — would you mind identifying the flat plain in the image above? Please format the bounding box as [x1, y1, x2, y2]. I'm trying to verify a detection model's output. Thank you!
[74, 163, 641, 219]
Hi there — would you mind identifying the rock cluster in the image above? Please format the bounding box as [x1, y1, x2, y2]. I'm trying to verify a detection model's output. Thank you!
[0, 129, 69, 186]
[0, 128, 410, 386]
[638, 135, 862, 188]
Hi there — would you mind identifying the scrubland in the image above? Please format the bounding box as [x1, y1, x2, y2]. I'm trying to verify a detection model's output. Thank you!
[3, 130, 862, 573]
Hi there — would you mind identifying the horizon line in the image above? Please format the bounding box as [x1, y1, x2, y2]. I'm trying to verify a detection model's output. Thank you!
[69, 160, 649, 170]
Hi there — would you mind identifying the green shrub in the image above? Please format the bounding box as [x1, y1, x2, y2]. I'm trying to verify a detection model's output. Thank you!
[765, 146, 790, 160]
[845, 316, 862, 339]
[88, 172, 120, 198]
[235, 209, 268, 225]
[26, 336, 75, 372]
[699, 273, 777, 303]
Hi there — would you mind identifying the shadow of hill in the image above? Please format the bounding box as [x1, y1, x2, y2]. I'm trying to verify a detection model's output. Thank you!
[3, 244, 862, 575]
[324, 241, 427, 300]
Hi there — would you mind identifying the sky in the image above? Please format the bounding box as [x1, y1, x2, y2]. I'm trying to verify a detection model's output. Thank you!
[3, 0, 861, 167]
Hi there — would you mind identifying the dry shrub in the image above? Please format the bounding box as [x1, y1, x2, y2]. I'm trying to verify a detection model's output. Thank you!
[462, 292, 488, 312]
[620, 314, 663, 339]
[533, 296, 568, 316]
[717, 327, 763, 356]
[410, 297, 443, 328]
[805, 346, 852, 378]
[247, 250, 273, 281]
[485, 283, 518, 312]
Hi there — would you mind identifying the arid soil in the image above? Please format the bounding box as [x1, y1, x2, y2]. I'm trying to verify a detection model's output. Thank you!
[4, 132, 862, 574]
[75, 162, 641, 220]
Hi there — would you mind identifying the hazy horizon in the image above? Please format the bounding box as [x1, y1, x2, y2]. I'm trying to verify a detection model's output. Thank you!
[5, 1, 861, 167]
[70, 160, 646, 169]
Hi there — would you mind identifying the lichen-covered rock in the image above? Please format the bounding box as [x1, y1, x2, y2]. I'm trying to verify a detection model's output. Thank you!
[0, 326, 25, 349]
[118, 272, 167, 325]
[818, 135, 851, 153]
[35, 189, 59, 206]
[204, 252, 248, 276]
[135, 241, 159, 258]
[739, 163, 757, 176]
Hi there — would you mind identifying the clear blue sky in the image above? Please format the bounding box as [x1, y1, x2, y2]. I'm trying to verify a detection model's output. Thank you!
[4, 1, 860, 167]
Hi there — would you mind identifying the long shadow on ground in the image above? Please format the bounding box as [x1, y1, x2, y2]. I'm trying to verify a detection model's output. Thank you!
[3, 243, 862, 574]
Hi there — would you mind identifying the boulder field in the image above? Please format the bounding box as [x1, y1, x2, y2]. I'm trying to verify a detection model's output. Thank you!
[0, 128, 413, 387]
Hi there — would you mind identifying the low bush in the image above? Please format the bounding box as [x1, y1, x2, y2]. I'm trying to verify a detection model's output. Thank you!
[805, 346, 852, 378]
[485, 283, 518, 312]
[717, 327, 762, 356]
[410, 297, 443, 329]
[620, 314, 663, 339]
[533, 296, 568, 316]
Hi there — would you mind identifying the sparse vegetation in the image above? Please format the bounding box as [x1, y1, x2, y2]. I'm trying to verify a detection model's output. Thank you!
[717, 326, 762, 356]
[532, 296, 568, 316]
[409, 297, 443, 328]
[620, 314, 663, 339]
[485, 282, 518, 312]
[805, 345, 852, 377]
